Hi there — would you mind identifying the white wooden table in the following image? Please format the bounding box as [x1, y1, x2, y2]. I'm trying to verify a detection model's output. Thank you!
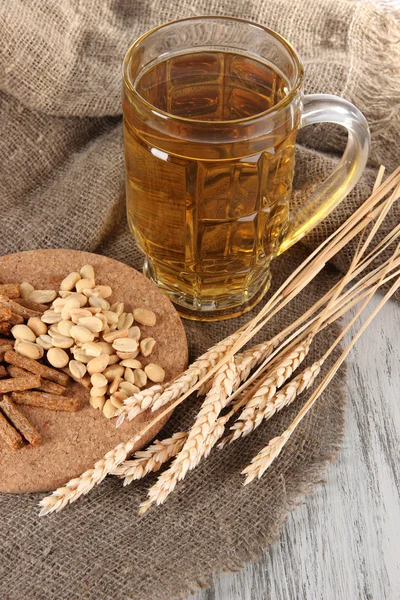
[189, 296, 400, 600]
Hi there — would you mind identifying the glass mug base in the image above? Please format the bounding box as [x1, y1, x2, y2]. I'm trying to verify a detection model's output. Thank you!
[142, 257, 272, 321]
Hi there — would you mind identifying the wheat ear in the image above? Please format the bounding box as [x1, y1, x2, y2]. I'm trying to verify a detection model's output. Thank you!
[238, 335, 313, 424]
[112, 432, 188, 485]
[228, 359, 323, 442]
[139, 360, 240, 513]
[38, 439, 136, 516]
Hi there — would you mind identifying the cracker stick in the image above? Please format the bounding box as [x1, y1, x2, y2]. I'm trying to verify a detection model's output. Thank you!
[7, 365, 67, 396]
[0, 395, 41, 446]
[0, 410, 23, 450]
[4, 351, 70, 386]
[8, 312, 25, 325]
[16, 298, 48, 313]
[0, 284, 21, 299]
[0, 306, 12, 322]
[0, 322, 11, 336]
[0, 366, 7, 378]
[0, 375, 42, 394]
[12, 391, 80, 412]
[0, 344, 14, 362]
[0, 295, 41, 318]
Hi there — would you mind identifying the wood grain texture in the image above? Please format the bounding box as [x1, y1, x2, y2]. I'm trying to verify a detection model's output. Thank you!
[189, 297, 400, 600]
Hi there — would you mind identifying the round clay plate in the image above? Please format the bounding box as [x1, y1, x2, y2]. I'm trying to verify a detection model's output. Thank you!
[0, 249, 188, 493]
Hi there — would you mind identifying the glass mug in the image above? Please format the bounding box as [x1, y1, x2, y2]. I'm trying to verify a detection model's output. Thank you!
[123, 16, 369, 320]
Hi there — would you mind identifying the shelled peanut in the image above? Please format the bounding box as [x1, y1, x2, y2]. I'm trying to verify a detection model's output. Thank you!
[11, 265, 165, 419]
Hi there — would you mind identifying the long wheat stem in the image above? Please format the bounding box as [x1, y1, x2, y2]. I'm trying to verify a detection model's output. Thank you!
[242, 271, 400, 484]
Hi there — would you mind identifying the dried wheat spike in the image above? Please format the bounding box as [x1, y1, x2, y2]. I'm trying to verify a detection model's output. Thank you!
[139, 360, 240, 513]
[150, 334, 242, 412]
[115, 385, 165, 427]
[241, 430, 291, 484]
[238, 335, 313, 426]
[38, 439, 136, 515]
[114, 432, 188, 485]
[229, 359, 323, 442]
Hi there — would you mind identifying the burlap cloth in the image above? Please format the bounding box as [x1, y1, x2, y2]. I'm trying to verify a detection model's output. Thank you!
[0, 1, 399, 599]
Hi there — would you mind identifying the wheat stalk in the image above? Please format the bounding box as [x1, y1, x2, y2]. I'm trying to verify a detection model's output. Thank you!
[38, 171, 400, 514]
[242, 261, 400, 485]
[112, 432, 188, 485]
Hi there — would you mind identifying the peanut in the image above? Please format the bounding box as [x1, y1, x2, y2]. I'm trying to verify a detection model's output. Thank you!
[60, 272, 81, 292]
[103, 329, 128, 344]
[51, 333, 74, 349]
[103, 364, 124, 381]
[16, 341, 44, 360]
[90, 385, 108, 397]
[47, 347, 69, 368]
[80, 264, 95, 280]
[112, 338, 138, 353]
[119, 381, 140, 396]
[72, 347, 91, 364]
[20, 282, 34, 299]
[36, 334, 54, 350]
[110, 302, 124, 317]
[123, 367, 135, 385]
[57, 319, 74, 337]
[134, 369, 147, 388]
[127, 326, 141, 341]
[108, 354, 120, 365]
[69, 360, 87, 379]
[116, 350, 139, 360]
[67, 292, 88, 307]
[90, 285, 112, 299]
[41, 310, 62, 324]
[87, 354, 109, 375]
[11, 324, 37, 343]
[47, 325, 60, 337]
[103, 399, 117, 419]
[75, 278, 95, 294]
[89, 296, 110, 310]
[70, 325, 95, 344]
[29, 289, 57, 304]
[110, 391, 128, 406]
[97, 341, 115, 356]
[82, 341, 103, 357]
[133, 308, 156, 327]
[145, 363, 165, 383]
[109, 375, 122, 395]
[61, 298, 81, 320]
[120, 358, 142, 369]
[103, 310, 118, 326]
[91, 372, 108, 388]
[69, 308, 93, 323]
[90, 395, 106, 411]
[117, 312, 134, 331]
[78, 316, 103, 333]
[140, 337, 156, 357]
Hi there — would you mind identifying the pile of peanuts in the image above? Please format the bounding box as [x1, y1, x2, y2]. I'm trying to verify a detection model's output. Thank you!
[11, 265, 165, 419]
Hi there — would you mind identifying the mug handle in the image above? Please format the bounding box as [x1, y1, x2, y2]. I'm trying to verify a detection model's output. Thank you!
[278, 94, 370, 254]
